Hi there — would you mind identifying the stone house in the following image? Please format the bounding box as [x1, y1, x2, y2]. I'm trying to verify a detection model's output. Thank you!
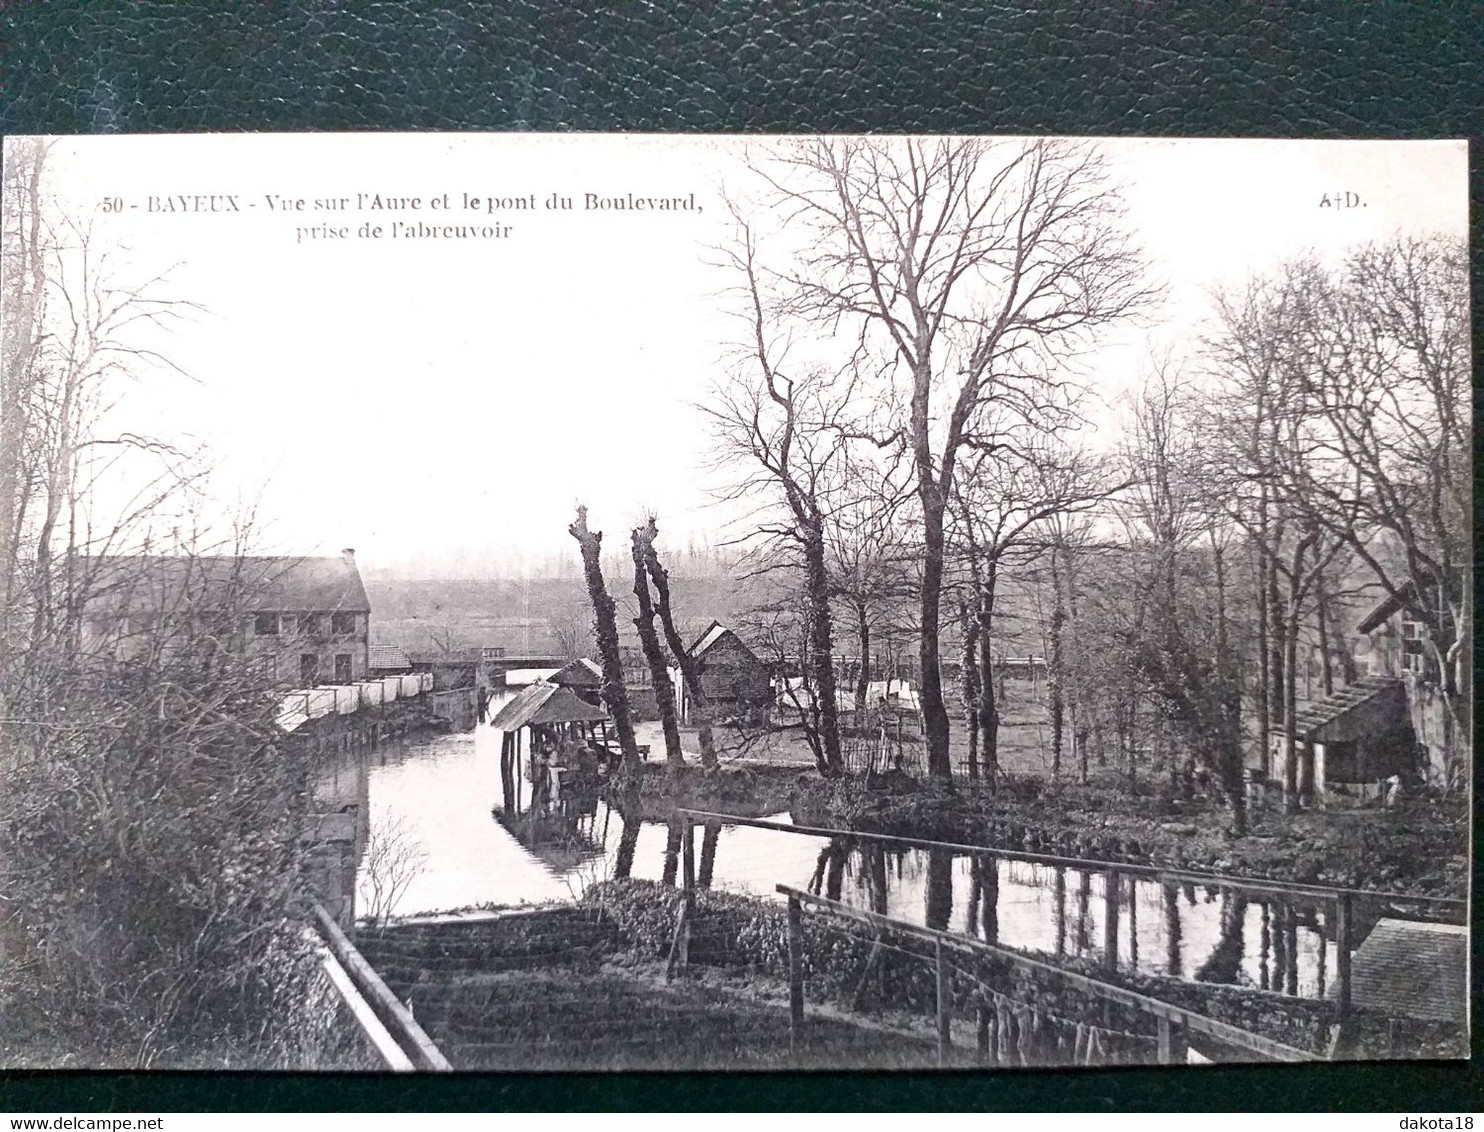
[80, 549, 371, 687]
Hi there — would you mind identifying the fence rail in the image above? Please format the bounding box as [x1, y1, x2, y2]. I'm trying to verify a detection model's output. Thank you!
[777, 885, 1319, 1065]
[311, 903, 451, 1072]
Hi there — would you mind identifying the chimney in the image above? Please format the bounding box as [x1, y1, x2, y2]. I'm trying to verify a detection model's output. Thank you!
[341, 548, 356, 566]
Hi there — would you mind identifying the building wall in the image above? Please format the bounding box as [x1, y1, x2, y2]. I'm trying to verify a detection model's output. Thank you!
[248, 610, 370, 686]
[696, 635, 771, 708]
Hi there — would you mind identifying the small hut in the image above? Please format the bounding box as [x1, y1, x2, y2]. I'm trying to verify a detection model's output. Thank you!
[489, 682, 613, 814]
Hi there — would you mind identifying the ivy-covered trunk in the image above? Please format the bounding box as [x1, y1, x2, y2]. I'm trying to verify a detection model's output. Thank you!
[568, 507, 639, 771]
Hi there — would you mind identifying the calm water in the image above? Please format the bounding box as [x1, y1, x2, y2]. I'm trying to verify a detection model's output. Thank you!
[315, 710, 1349, 1000]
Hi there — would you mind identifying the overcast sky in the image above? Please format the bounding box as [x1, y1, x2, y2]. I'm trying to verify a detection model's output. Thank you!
[31, 134, 1467, 576]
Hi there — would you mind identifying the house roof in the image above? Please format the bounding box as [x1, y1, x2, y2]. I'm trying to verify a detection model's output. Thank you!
[549, 658, 602, 687]
[688, 619, 759, 663]
[1345, 918, 1466, 1023]
[1291, 676, 1404, 740]
[1355, 581, 1421, 635]
[81, 554, 370, 614]
[488, 682, 610, 730]
[368, 644, 412, 671]
[406, 647, 484, 665]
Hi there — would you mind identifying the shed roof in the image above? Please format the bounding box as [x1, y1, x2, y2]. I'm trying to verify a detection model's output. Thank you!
[488, 682, 610, 730]
[1356, 581, 1421, 635]
[1345, 918, 1466, 1023]
[82, 554, 369, 614]
[688, 619, 759, 663]
[549, 658, 602, 687]
[1291, 676, 1404, 740]
[406, 647, 484, 665]
[368, 644, 412, 671]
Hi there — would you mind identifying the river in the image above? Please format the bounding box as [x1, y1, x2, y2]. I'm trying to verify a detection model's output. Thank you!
[315, 716, 1350, 1001]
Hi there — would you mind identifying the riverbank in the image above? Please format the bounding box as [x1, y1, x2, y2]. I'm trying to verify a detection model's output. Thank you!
[817, 776, 1469, 899]
[354, 903, 942, 1069]
[609, 763, 1468, 899]
[357, 886, 1465, 1067]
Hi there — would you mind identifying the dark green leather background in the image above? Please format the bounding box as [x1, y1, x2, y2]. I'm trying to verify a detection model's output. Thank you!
[0, 0, 1477, 1114]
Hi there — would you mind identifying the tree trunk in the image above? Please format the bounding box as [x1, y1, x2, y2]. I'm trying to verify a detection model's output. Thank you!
[960, 602, 981, 781]
[854, 606, 871, 714]
[918, 496, 952, 779]
[631, 526, 683, 771]
[639, 520, 718, 770]
[568, 507, 640, 770]
[1048, 546, 1066, 779]
[1255, 535, 1271, 781]
[1282, 596, 1303, 813]
[802, 521, 843, 775]
[976, 561, 1000, 786]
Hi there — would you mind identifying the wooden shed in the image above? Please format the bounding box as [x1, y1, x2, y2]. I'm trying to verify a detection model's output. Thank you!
[1270, 675, 1417, 803]
[686, 620, 772, 724]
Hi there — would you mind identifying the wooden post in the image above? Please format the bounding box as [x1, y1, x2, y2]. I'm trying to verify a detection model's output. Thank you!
[935, 938, 952, 1065]
[976, 1000, 991, 1064]
[1157, 1015, 1172, 1064]
[787, 895, 805, 1055]
[1335, 893, 1352, 1022]
[1103, 868, 1120, 972]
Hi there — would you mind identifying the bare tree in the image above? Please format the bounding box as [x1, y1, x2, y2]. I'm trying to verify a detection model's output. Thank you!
[704, 211, 855, 776]
[950, 439, 1121, 785]
[1116, 371, 1248, 831]
[546, 598, 592, 662]
[568, 506, 640, 770]
[630, 520, 683, 770]
[743, 137, 1152, 778]
[360, 813, 428, 928]
[1295, 238, 1470, 779]
[637, 519, 719, 770]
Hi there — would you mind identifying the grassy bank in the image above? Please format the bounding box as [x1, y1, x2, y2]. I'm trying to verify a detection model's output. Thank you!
[815, 775, 1469, 898]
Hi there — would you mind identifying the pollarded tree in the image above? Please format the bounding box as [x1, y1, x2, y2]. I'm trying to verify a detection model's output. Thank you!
[569, 506, 640, 771]
[745, 137, 1153, 778]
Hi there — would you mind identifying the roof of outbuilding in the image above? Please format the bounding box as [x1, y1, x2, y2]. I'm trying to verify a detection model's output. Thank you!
[1345, 918, 1466, 1023]
[81, 555, 370, 613]
[549, 658, 602, 687]
[368, 644, 412, 671]
[1291, 676, 1404, 739]
[688, 619, 760, 662]
[1355, 581, 1421, 635]
[488, 682, 611, 730]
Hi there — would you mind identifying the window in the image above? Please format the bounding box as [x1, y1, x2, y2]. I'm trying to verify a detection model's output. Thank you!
[254, 612, 279, 635]
[331, 611, 357, 635]
[298, 614, 324, 637]
[334, 653, 353, 683]
[1400, 616, 1427, 674]
[300, 653, 319, 685]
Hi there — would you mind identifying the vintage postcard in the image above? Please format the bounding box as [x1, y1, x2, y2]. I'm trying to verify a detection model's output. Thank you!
[0, 133, 1468, 1071]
